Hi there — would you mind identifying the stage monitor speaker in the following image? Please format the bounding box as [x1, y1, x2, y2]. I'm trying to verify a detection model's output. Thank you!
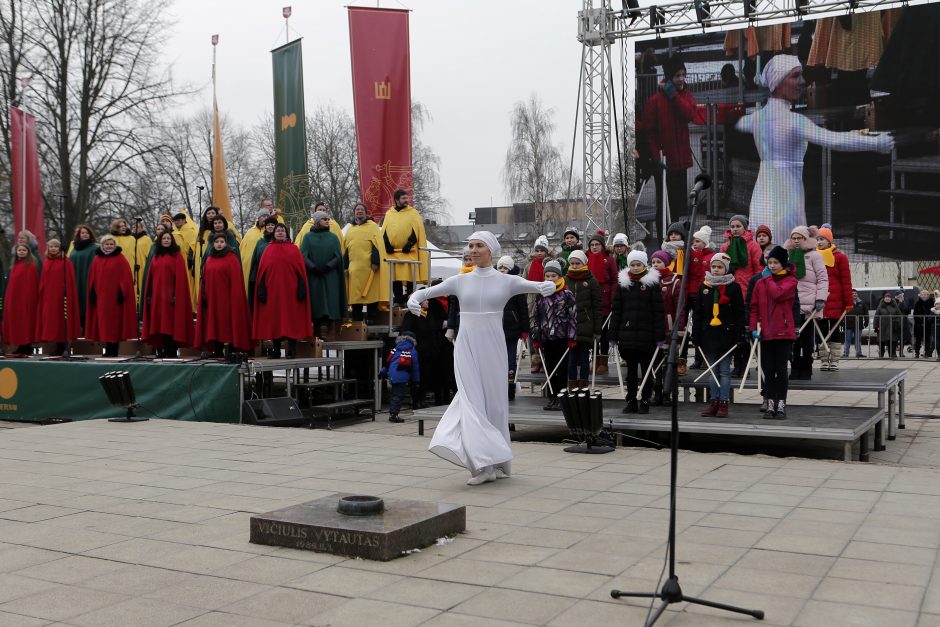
[242, 397, 306, 427]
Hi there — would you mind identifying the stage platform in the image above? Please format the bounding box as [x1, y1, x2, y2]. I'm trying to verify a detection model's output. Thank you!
[413, 396, 886, 462]
[516, 367, 907, 440]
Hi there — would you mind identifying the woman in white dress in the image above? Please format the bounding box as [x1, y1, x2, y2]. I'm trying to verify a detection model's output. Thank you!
[408, 232, 555, 485]
[735, 55, 894, 240]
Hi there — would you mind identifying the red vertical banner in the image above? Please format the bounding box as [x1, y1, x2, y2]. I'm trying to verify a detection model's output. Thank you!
[9, 106, 46, 250]
[348, 7, 412, 223]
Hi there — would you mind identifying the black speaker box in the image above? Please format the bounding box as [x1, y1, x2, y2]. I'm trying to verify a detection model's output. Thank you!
[242, 397, 306, 427]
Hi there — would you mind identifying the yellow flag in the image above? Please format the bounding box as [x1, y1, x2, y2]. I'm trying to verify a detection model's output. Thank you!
[211, 78, 233, 221]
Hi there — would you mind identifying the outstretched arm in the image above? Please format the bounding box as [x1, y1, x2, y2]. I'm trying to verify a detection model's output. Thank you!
[799, 115, 894, 153]
[407, 275, 459, 314]
[506, 273, 555, 298]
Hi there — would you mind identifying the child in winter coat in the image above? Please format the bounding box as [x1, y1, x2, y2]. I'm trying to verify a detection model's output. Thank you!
[612, 233, 631, 270]
[565, 250, 602, 390]
[720, 215, 764, 375]
[587, 231, 619, 375]
[651, 250, 681, 405]
[814, 226, 852, 371]
[380, 330, 421, 423]
[686, 224, 715, 369]
[749, 246, 801, 419]
[498, 256, 530, 400]
[755, 225, 773, 252]
[784, 226, 829, 379]
[693, 252, 744, 417]
[531, 259, 577, 410]
[559, 227, 583, 271]
[874, 292, 903, 358]
[525, 236, 552, 374]
[610, 250, 664, 414]
[661, 221, 688, 279]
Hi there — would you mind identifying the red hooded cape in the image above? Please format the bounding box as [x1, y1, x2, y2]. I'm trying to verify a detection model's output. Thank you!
[2, 258, 40, 346]
[85, 248, 138, 343]
[35, 255, 80, 343]
[252, 239, 312, 341]
[195, 250, 252, 351]
[142, 249, 194, 348]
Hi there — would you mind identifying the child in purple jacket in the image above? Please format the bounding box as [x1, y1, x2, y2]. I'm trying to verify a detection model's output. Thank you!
[531, 259, 577, 411]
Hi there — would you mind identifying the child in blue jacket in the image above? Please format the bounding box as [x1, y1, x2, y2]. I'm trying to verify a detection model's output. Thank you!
[380, 331, 421, 423]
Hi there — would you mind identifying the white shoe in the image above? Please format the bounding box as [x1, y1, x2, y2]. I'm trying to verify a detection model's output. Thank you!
[494, 467, 509, 479]
[466, 469, 497, 485]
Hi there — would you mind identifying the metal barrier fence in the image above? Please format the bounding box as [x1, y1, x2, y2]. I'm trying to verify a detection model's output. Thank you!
[835, 314, 938, 360]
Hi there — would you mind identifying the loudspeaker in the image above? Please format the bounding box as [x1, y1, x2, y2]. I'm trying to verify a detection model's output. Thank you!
[242, 397, 306, 427]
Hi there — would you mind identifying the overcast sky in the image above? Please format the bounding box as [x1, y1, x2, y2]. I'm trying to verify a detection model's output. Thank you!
[166, 1, 587, 225]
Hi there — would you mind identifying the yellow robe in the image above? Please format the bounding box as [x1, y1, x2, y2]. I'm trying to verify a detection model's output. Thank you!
[345, 219, 390, 305]
[379, 205, 428, 283]
[294, 218, 345, 254]
[111, 233, 150, 303]
[171, 212, 199, 310]
[240, 226, 265, 292]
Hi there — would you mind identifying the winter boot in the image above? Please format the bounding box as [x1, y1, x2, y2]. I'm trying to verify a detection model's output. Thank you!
[701, 399, 719, 417]
[763, 400, 777, 419]
[775, 400, 787, 419]
[759, 397, 768, 413]
[828, 343, 841, 372]
[508, 372, 516, 401]
[716, 400, 729, 418]
[594, 354, 609, 375]
[622, 398, 638, 414]
[388, 414, 404, 423]
[544, 396, 561, 411]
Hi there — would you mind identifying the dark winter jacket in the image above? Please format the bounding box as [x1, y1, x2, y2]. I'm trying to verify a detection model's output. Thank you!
[610, 267, 665, 350]
[531, 286, 577, 344]
[914, 296, 936, 332]
[502, 267, 530, 341]
[565, 267, 602, 343]
[693, 279, 745, 355]
[659, 268, 684, 333]
[846, 297, 869, 330]
[874, 300, 903, 344]
[749, 270, 801, 341]
[380, 336, 420, 385]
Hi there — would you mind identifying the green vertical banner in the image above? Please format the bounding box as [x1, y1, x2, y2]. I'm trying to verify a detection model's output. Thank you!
[272, 39, 310, 236]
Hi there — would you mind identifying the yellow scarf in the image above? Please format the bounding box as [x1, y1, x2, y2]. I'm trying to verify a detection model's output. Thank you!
[774, 268, 788, 276]
[459, 264, 474, 274]
[818, 245, 835, 268]
[669, 249, 685, 276]
[553, 277, 566, 293]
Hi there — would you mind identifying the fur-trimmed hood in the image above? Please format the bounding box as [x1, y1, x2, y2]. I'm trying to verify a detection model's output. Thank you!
[618, 267, 661, 289]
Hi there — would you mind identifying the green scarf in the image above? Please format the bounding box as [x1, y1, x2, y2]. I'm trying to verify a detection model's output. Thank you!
[789, 247, 806, 279]
[726, 236, 748, 269]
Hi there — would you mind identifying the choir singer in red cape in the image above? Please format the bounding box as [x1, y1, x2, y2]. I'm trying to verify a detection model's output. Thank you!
[35, 239, 80, 356]
[195, 232, 252, 359]
[85, 234, 138, 357]
[142, 231, 194, 357]
[252, 223, 312, 358]
[3, 242, 40, 356]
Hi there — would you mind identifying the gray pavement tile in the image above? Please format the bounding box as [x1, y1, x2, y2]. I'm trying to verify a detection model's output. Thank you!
[68, 597, 205, 627]
[0, 584, 129, 622]
[366, 578, 485, 610]
[814, 577, 926, 611]
[794, 600, 918, 627]
[451, 588, 577, 625]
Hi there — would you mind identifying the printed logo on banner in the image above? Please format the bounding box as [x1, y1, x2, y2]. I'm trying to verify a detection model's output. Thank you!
[374, 81, 392, 100]
[0, 368, 19, 409]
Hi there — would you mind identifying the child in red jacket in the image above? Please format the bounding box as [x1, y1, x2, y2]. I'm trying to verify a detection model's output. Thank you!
[686, 224, 714, 369]
[750, 246, 801, 419]
[814, 225, 853, 372]
[587, 231, 619, 375]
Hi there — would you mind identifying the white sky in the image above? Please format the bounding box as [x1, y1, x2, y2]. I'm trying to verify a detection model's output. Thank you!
[166, 1, 585, 225]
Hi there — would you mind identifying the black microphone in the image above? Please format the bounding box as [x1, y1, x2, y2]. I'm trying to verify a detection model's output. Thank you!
[688, 173, 712, 198]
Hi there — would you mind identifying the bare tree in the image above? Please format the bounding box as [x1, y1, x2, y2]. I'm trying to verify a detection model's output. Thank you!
[306, 103, 359, 225]
[502, 94, 566, 233]
[22, 0, 182, 238]
[412, 101, 449, 226]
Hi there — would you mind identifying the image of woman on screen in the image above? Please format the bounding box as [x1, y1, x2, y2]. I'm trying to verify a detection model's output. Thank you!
[735, 55, 894, 240]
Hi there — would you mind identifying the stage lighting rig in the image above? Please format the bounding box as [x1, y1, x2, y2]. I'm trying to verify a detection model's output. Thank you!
[744, 0, 758, 20]
[695, 0, 712, 26]
[650, 5, 667, 34]
[622, 0, 642, 25]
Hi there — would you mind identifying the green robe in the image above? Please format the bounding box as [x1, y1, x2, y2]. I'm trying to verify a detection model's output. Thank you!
[69, 241, 98, 324]
[299, 229, 346, 320]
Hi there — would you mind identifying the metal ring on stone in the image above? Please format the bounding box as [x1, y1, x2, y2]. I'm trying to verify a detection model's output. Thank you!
[337, 495, 385, 516]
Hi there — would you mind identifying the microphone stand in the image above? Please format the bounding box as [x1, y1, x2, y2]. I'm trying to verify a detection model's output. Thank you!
[610, 175, 764, 625]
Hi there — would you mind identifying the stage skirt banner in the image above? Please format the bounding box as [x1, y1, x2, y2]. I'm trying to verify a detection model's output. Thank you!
[9, 106, 46, 250]
[348, 6, 412, 223]
[0, 361, 241, 423]
[272, 39, 310, 237]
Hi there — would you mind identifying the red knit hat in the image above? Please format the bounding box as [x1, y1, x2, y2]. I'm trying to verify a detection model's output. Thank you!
[755, 224, 772, 240]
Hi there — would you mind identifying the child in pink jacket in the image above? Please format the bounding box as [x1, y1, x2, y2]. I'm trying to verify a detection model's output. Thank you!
[783, 225, 829, 380]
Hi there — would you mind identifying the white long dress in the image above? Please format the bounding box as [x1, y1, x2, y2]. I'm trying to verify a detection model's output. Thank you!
[410, 267, 553, 477]
[736, 97, 893, 239]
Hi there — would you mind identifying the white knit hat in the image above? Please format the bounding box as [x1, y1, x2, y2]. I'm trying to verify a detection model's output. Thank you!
[692, 224, 712, 248]
[612, 232, 629, 247]
[710, 252, 731, 271]
[497, 255, 515, 270]
[533, 235, 549, 251]
[627, 250, 648, 266]
[568, 250, 588, 266]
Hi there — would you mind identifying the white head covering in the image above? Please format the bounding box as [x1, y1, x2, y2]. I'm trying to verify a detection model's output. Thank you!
[627, 250, 648, 266]
[568, 250, 588, 266]
[497, 255, 515, 271]
[612, 232, 629, 247]
[533, 235, 549, 251]
[468, 230, 500, 257]
[759, 54, 801, 94]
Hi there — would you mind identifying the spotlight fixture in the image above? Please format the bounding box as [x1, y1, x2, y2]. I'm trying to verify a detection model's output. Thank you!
[622, 0, 642, 25]
[744, 0, 758, 20]
[695, 0, 711, 26]
[99, 370, 148, 423]
[795, 0, 810, 15]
